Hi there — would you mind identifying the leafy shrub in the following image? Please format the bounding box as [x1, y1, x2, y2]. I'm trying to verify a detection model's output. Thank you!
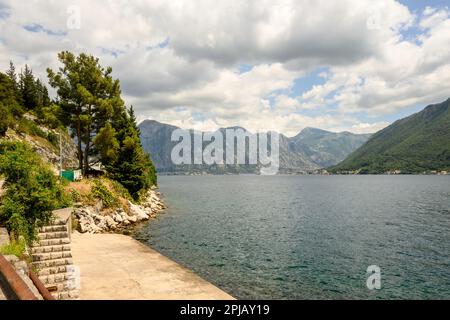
[91, 179, 118, 208]
[109, 179, 133, 202]
[17, 118, 47, 139]
[0, 72, 23, 136]
[47, 131, 59, 149]
[30, 123, 47, 138]
[69, 188, 81, 202]
[0, 141, 70, 244]
[0, 103, 15, 136]
[0, 239, 26, 258]
[36, 104, 62, 129]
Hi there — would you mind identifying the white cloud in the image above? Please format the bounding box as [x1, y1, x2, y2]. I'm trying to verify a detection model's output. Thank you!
[0, 0, 448, 135]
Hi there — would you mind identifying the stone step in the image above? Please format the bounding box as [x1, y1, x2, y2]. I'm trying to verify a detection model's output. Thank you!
[35, 238, 71, 247]
[51, 218, 69, 226]
[31, 244, 71, 254]
[55, 281, 78, 293]
[37, 265, 71, 276]
[39, 225, 67, 233]
[32, 257, 73, 269]
[42, 279, 76, 292]
[32, 251, 72, 262]
[51, 289, 79, 300]
[39, 272, 71, 285]
[38, 231, 69, 240]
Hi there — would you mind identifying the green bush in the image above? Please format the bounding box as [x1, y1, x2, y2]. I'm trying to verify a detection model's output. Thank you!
[17, 118, 46, 139]
[36, 104, 62, 129]
[69, 188, 81, 202]
[91, 179, 118, 208]
[109, 179, 133, 202]
[47, 131, 59, 149]
[0, 103, 15, 136]
[0, 141, 70, 244]
[0, 239, 26, 258]
[0, 72, 23, 136]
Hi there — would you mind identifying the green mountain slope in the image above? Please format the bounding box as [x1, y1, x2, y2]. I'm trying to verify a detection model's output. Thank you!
[330, 98, 450, 173]
[290, 127, 371, 168]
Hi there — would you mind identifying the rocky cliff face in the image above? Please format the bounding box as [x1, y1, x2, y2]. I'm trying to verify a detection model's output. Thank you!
[3, 122, 78, 172]
[138, 120, 371, 174]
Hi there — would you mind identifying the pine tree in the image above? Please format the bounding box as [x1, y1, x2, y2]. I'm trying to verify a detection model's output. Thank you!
[93, 122, 119, 164]
[6, 61, 17, 85]
[5, 61, 22, 104]
[47, 51, 157, 198]
[19, 65, 38, 109]
[0, 72, 22, 135]
[35, 78, 50, 108]
[47, 51, 124, 174]
[105, 108, 157, 200]
[128, 105, 140, 133]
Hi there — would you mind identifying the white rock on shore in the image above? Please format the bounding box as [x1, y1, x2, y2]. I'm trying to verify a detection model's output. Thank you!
[128, 201, 149, 221]
[74, 189, 165, 234]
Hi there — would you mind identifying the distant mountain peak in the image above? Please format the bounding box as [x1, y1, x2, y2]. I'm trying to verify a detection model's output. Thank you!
[301, 127, 328, 133]
[222, 126, 248, 132]
[140, 119, 160, 124]
[138, 120, 371, 172]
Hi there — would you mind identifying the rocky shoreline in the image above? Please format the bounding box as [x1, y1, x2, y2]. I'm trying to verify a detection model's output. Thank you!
[74, 189, 166, 234]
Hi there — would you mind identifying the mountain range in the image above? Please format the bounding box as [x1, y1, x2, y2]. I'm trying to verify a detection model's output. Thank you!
[138, 120, 371, 174]
[330, 98, 450, 174]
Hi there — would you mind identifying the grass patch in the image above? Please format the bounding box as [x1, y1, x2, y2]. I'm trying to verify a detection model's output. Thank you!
[64, 178, 131, 211]
[91, 179, 119, 208]
[108, 179, 133, 202]
[0, 239, 26, 258]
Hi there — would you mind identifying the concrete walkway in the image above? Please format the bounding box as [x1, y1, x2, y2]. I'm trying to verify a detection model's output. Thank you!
[71, 233, 234, 300]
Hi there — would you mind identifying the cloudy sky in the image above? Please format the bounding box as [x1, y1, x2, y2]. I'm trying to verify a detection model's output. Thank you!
[0, 0, 449, 136]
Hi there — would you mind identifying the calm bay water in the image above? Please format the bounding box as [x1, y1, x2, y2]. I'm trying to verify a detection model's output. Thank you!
[133, 175, 450, 299]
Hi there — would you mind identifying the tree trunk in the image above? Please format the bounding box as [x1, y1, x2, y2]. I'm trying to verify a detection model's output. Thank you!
[83, 140, 90, 175]
[83, 108, 92, 175]
[76, 120, 83, 174]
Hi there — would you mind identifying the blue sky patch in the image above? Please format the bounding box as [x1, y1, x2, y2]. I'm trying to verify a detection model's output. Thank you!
[174, 106, 188, 113]
[23, 23, 66, 37]
[399, 0, 448, 13]
[0, 4, 11, 19]
[146, 37, 171, 51]
[236, 64, 254, 74]
[100, 47, 125, 58]
[290, 68, 329, 98]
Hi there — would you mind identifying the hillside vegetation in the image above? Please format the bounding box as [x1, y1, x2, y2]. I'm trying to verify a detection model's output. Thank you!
[0, 52, 158, 243]
[330, 98, 450, 174]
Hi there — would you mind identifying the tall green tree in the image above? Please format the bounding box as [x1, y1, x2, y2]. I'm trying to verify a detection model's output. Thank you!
[6, 61, 22, 105]
[0, 72, 22, 136]
[93, 122, 119, 164]
[47, 51, 124, 174]
[35, 78, 50, 108]
[103, 107, 157, 200]
[19, 64, 38, 109]
[6, 61, 17, 85]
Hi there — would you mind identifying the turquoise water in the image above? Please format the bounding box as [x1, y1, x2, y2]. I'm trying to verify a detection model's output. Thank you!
[133, 175, 450, 299]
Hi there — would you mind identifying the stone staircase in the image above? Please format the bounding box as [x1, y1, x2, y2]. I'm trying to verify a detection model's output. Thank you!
[31, 209, 79, 300]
